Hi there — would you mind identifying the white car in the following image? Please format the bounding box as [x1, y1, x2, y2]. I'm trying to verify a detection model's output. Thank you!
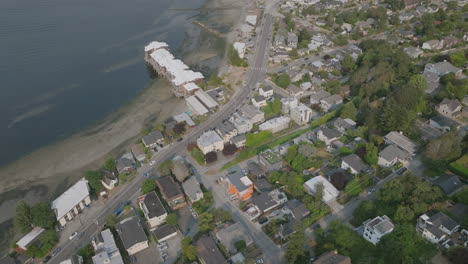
[69, 232, 78, 240]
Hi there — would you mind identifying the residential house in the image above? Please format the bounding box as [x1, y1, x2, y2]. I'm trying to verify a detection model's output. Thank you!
[142, 131, 164, 149]
[206, 87, 226, 104]
[290, 104, 314, 125]
[416, 212, 460, 245]
[233, 42, 246, 58]
[116, 153, 136, 175]
[52, 178, 91, 226]
[252, 95, 267, 108]
[227, 169, 254, 201]
[91, 229, 124, 264]
[182, 176, 204, 203]
[60, 256, 83, 264]
[429, 115, 461, 132]
[230, 112, 253, 134]
[153, 224, 178, 242]
[331, 117, 356, 133]
[258, 149, 283, 171]
[300, 82, 312, 91]
[423, 71, 440, 94]
[259, 86, 274, 98]
[288, 84, 304, 98]
[216, 120, 238, 143]
[378, 145, 411, 167]
[197, 130, 224, 154]
[404, 0, 420, 9]
[252, 189, 288, 214]
[341, 154, 370, 175]
[131, 144, 146, 163]
[274, 34, 286, 48]
[433, 174, 463, 195]
[399, 12, 415, 22]
[259, 116, 291, 133]
[101, 170, 118, 191]
[283, 199, 311, 221]
[313, 251, 351, 264]
[172, 157, 190, 182]
[247, 161, 266, 178]
[403, 46, 423, 58]
[422, 40, 444, 50]
[304, 176, 339, 202]
[281, 97, 299, 115]
[215, 222, 253, 253]
[240, 105, 265, 124]
[310, 91, 331, 105]
[443, 36, 461, 49]
[287, 33, 298, 49]
[157, 176, 187, 210]
[139, 191, 167, 230]
[115, 217, 148, 255]
[231, 134, 247, 148]
[317, 127, 342, 146]
[16, 227, 45, 252]
[362, 215, 395, 245]
[320, 94, 343, 112]
[436, 98, 463, 118]
[173, 112, 196, 127]
[245, 15, 257, 27]
[425, 61, 462, 76]
[196, 235, 227, 264]
[253, 178, 275, 193]
[384, 131, 418, 156]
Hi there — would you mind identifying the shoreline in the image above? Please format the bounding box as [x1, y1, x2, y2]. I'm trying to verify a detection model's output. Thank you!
[0, 0, 247, 252]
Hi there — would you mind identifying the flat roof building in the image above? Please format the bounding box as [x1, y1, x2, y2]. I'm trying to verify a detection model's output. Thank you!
[139, 191, 167, 230]
[197, 130, 224, 155]
[115, 217, 149, 255]
[92, 229, 124, 264]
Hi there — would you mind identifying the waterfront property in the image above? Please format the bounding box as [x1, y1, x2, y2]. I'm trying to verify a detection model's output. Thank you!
[145, 41, 204, 97]
[15, 227, 45, 252]
[51, 178, 91, 226]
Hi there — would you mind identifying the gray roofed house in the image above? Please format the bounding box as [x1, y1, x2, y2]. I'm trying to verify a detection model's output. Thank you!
[310, 90, 331, 104]
[240, 105, 265, 124]
[139, 191, 167, 230]
[153, 224, 178, 242]
[227, 170, 251, 193]
[182, 176, 203, 203]
[252, 95, 267, 107]
[331, 117, 356, 133]
[425, 61, 463, 76]
[341, 154, 370, 175]
[313, 251, 351, 264]
[231, 133, 247, 148]
[429, 115, 461, 132]
[216, 120, 238, 143]
[252, 190, 287, 213]
[423, 71, 440, 94]
[247, 161, 265, 177]
[320, 94, 343, 112]
[284, 199, 311, 220]
[131, 144, 146, 162]
[172, 157, 190, 182]
[92, 229, 124, 264]
[116, 153, 136, 175]
[378, 145, 411, 167]
[142, 131, 164, 148]
[436, 98, 463, 118]
[287, 33, 298, 48]
[362, 215, 394, 245]
[215, 222, 253, 253]
[433, 174, 463, 195]
[157, 176, 187, 210]
[196, 235, 227, 264]
[317, 127, 342, 146]
[403, 46, 423, 58]
[417, 212, 461, 245]
[384, 131, 418, 155]
[253, 178, 274, 193]
[115, 216, 149, 255]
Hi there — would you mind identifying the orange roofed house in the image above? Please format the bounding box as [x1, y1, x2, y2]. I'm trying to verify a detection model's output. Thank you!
[226, 169, 253, 201]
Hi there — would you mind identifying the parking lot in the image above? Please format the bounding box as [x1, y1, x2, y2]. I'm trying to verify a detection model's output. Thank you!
[157, 233, 183, 263]
[132, 243, 159, 264]
[177, 206, 197, 235]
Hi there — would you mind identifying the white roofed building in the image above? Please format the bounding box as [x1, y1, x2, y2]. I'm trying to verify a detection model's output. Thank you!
[197, 130, 224, 154]
[92, 229, 124, 264]
[362, 215, 394, 245]
[16, 227, 45, 251]
[186, 96, 209, 116]
[245, 15, 257, 26]
[304, 176, 339, 202]
[52, 178, 91, 226]
[259, 116, 291, 133]
[384, 131, 418, 156]
[233, 42, 246, 59]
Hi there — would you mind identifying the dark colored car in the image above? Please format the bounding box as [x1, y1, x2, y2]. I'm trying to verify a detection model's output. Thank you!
[396, 167, 407, 175]
[258, 217, 268, 224]
[51, 247, 62, 257]
[41, 256, 52, 263]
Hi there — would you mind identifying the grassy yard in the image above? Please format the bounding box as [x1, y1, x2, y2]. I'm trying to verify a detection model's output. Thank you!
[449, 154, 468, 179]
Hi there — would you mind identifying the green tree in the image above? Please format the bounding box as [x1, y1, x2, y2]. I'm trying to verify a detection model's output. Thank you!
[103, 158, 116, 172]
[105, 214, 118, 227]
[450, 51, 466, 67]
[31, 202, 56, 229]
[394, 205, 414, 223]
[141, 179, 157, 194]
[285, 227, 308, 264]
[181, 237, 197, 261]
[274, 73, 291, 88]
[166, 213, 178, 226]
[234, 240, 247, 252]
[199, 212, 215, 232]
[77, 244, 95, 264]
[85, 170, 103, 194]
[340, 102, 357, 120]
[228, 44, 247, 67]
[424, 130, 462, 161]
[272, 98, 282, 114]
[364, 143, 378, 166]
[158, 159, 174, 176]
[342, 54, 356, 73]
[15, 201, 32, 233]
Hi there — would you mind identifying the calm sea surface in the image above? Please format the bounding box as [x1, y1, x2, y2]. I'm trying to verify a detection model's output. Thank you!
[0, 0, 205, 166]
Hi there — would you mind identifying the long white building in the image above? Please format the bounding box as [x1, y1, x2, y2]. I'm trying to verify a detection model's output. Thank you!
[145, 41, 204, 97]
[51, 178, 91, 226]
[259, 116, 291, 133]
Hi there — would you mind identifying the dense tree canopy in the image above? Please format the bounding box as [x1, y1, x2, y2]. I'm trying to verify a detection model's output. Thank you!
[141, 179, 157, 194]
[85, 170, 103, 194]
[424, 130, 462, 161]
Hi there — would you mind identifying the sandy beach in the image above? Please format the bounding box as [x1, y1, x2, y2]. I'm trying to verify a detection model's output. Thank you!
[0, 0, 246, 252]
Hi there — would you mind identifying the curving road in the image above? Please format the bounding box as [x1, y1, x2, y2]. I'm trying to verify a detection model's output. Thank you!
[49, 9, 275, 264]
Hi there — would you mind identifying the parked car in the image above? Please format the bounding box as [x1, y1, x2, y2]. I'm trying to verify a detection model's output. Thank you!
[69, 232, 78, 240]
[51, 247, 62, 257]
[41, 256, 51, 264]
[258, 217, 268, 224]
[75, 232, 85, 240]
[396, 167, 407, 175]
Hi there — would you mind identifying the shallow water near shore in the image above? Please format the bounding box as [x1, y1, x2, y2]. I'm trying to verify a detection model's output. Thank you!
[0, 0, 243, 253]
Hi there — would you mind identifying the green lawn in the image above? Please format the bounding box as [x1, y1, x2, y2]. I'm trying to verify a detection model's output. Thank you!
[449, 154, 468, 179]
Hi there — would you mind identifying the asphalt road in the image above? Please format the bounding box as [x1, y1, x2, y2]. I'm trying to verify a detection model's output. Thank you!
[49, 9, 275, 264]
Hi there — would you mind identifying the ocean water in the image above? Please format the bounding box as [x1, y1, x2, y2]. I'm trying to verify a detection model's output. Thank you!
[0, 0, 206, 167]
